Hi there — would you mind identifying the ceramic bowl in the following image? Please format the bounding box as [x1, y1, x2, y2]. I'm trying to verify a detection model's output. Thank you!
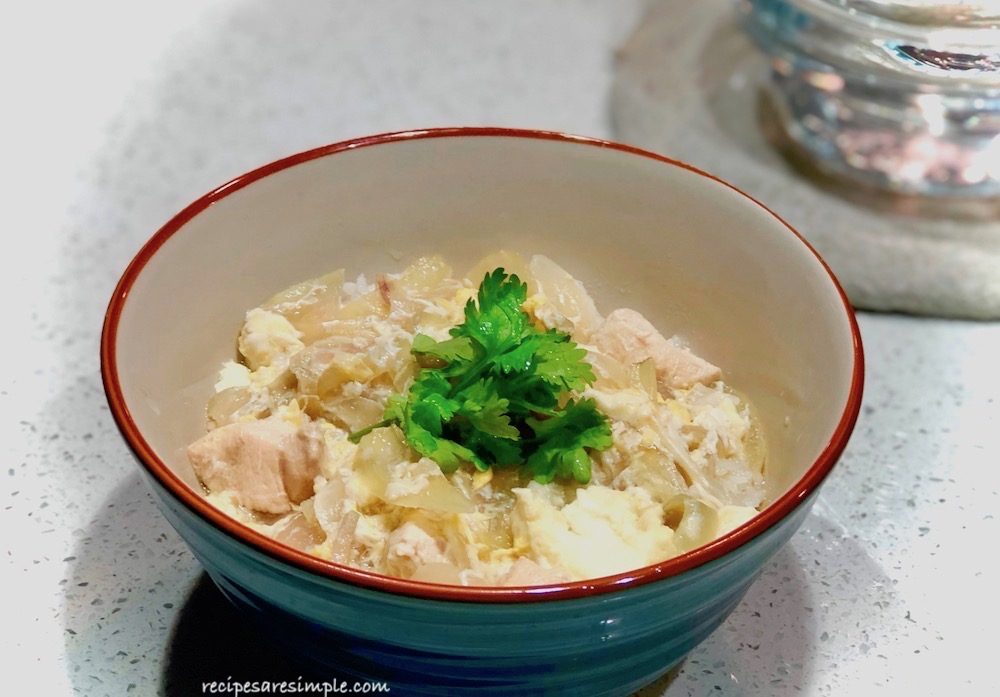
[101, 128, 863, 696]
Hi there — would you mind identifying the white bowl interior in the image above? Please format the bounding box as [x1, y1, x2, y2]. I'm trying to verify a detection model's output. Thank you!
[115, 134, 855, 504]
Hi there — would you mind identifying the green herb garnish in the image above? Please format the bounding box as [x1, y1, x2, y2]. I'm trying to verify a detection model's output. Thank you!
[348, 268, 612, 483]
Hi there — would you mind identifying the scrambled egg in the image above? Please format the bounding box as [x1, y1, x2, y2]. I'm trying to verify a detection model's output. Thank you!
[511, 482, 675, 580]
[239, 308, 304, 370]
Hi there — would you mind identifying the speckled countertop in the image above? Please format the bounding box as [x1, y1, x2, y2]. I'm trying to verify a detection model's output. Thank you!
[2, 2, 998, 695]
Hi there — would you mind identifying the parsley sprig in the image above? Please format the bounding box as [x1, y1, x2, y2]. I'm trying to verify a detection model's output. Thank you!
[348, 268, 612, 483]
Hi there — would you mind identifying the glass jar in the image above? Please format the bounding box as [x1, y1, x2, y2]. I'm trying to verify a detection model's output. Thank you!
[741, 0, 1000, 197]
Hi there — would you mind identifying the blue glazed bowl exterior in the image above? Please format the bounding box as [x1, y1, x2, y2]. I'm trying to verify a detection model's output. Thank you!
[102, 129, 862, 697]
[146, 469, 814, 696]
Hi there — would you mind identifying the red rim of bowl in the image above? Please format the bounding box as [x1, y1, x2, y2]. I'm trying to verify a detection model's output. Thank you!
[100, 127, 864, 603]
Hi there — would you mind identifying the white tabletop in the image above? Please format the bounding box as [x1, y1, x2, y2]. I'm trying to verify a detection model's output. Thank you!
[3, 2, 997, 695]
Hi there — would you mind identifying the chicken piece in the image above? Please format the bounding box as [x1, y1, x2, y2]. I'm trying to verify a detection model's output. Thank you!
[500, 557, 569, 587]
[592, 308, 721, 392]
[187, 417, 323, 514]
[385, 520, 449, 578]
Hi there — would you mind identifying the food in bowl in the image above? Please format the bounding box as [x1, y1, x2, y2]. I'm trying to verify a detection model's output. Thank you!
[187, 251, 766, 585]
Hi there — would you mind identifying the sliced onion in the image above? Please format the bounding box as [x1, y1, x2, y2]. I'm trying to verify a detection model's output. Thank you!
[378, 458, 474, 514]
[265, 369, 298, 404]
[631, 358, 658, 400]
[410, 562, 463, 584]
[395, 255, 453, 295]
[664, 495, 719, 552]
[322, 395, 385, 432]
[588, 349, 631, 390]
[330, 510, 360, 565]
[613, 448, 688, 505]
[501, 557, 568, 586]
[272, 512, 326, 551]
[263, 269, 345, 345]
[466, 250, 532, 289]
[354, 427, 409, 498]
[206, 386, 253, 427]
[529, 254, 602, 336]
[312, 477, 347, 537]
[290, 339, 376, 398]
[334, 287, 390, 321]
[482, 508, 514, 550]
[390, 475, 474, 514]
